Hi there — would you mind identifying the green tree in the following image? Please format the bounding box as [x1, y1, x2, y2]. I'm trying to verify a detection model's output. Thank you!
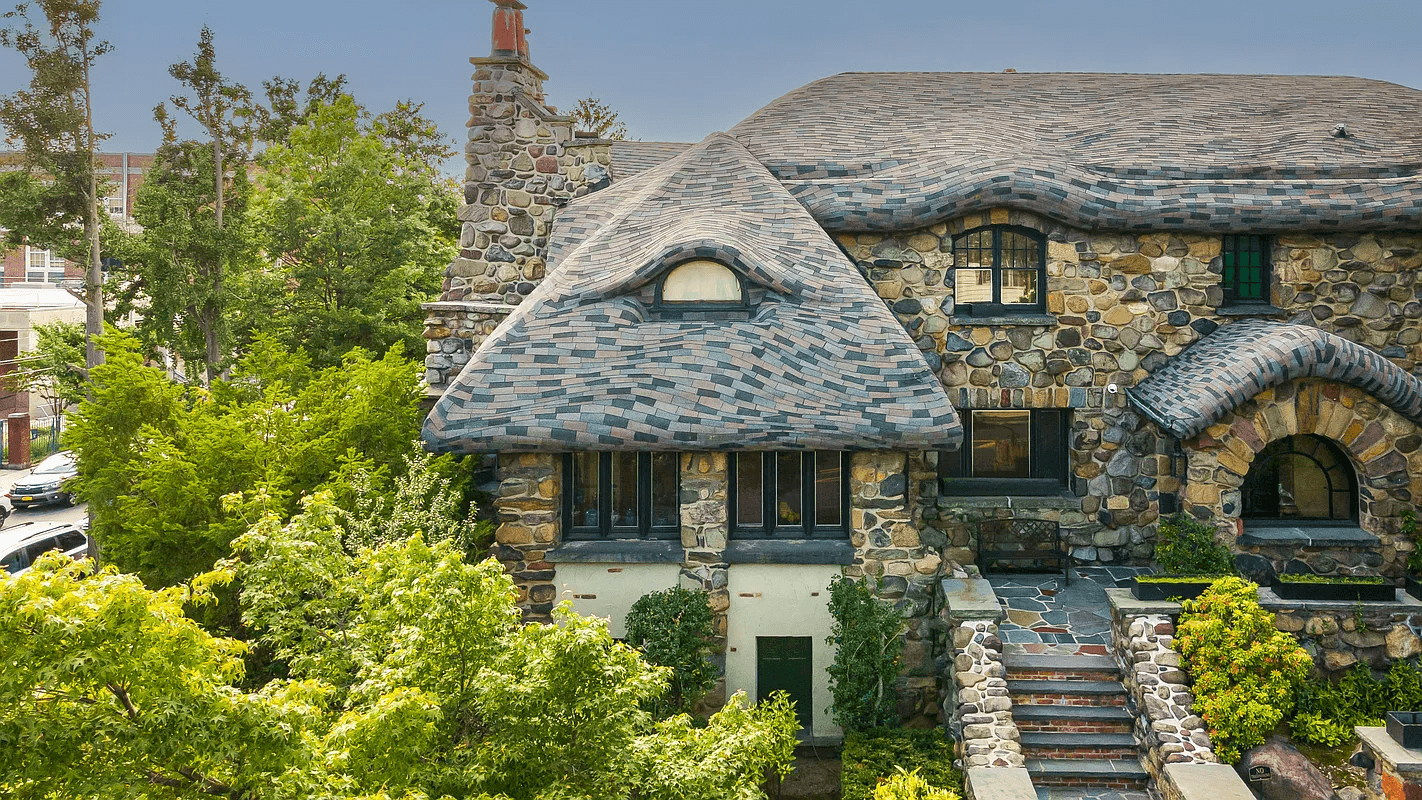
[626, 586, 718, 716]
[0, 0, 111, 368]
[139, 25, 258, 384]
[826, 575, 906, 732]
[571, 96, 629, 140]
[244, 93, 455, 366]
[63, 329, 431, 588]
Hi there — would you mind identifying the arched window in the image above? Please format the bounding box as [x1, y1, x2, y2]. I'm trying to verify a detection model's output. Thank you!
[951, 225, 1047, 316]
[1241, 435, 1356, 522]
[658, 260, 743, 304]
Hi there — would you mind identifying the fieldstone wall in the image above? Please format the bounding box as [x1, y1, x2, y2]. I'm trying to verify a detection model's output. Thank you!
[1272, 603, 1422, 677]
[491, 452, 560, 622]
[841, 212, 1422, 569]
[678, 452, 730, 710]
[948, 620, 1025, 769]
[849, 451, 941, 724]
[1181, 379, 1422, 579]
[1111, 610, 1216, 779]
[421, 302, 511, 388]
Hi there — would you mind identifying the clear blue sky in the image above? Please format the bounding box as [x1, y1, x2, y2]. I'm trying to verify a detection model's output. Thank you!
[3, 0, 1420, 164]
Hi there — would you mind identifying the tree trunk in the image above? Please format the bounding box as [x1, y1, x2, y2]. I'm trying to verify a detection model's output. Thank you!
[81, 39, 103, 369]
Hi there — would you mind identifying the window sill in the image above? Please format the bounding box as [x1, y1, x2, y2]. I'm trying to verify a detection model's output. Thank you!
[936, 494, 1080, 511]
[1217, 304, 1286, 317]
[940, 478, 1069, 498]
[949, 313, 1057, 327]
[724, 539, 856, 565]
[545, 539, 683, 564]
[1237, 524, 1378, 549]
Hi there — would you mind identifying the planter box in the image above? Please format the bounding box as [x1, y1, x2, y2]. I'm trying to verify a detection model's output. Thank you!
[1130, 577, 1218, 601]
[1388, 712, 1422, 749]
[1272, 577, 1396, 602]
[1407, 576, 1422, 602]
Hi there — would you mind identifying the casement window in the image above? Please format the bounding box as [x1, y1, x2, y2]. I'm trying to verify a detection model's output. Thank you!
[939, 409, 1070, 496]
[1241, 434, 1355, 522]
[653, 259, 751, 319]
[729, 451, 849, 539]
[951, 225, 1047, 316]
[1221, 234, 1272, 307]
[563, 452, 680, 539]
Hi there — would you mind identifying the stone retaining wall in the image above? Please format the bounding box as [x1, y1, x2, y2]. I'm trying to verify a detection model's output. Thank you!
[1270, 599, 1422, 677]
[1110, 609, 1217, 779]
[948, 620, 1025, 769]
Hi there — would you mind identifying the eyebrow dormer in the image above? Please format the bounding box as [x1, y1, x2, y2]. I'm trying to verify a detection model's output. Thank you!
[652, 258, 754, 320]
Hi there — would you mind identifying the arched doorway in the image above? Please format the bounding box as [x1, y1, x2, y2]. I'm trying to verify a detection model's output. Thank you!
[1241, 434, 1356, 523]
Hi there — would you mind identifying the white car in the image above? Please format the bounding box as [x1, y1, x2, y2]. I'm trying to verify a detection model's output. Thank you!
[0, 521, 88, 576]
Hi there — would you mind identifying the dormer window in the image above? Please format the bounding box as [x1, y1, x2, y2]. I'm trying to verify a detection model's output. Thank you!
[951, 225, 1047, 316]
[654, 259, 751, 319]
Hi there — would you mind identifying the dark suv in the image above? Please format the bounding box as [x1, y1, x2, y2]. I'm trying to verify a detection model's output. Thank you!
[7, 451, 78, 510]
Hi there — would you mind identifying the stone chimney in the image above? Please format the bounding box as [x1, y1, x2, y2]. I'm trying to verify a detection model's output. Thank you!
[422, 0, 612, 396]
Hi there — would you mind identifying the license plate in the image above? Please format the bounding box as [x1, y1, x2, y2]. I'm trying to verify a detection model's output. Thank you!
[19, 496, 32, 502]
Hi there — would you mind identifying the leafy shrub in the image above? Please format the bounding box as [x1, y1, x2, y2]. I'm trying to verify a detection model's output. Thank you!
[625, 586, 717, 716]
[826, 576, 907, 732]
[872, 767, 961, 800]
[1156, 513, 1235, 576]
[1403, 509, 1422, 575]
[1176, 577, 1312, 763]
[1292, 661, 1422, 746]
[841, 728, 961, 800]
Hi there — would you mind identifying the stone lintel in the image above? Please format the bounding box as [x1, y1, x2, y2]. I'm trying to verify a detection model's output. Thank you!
[422, 300, 516, 315]
[722, 539, 855, 565]
[1359, 726, 1422, 776]
[545, 539, 684, 564]
[937, 494, 1079, 510]
[965, 766, 1036, 800]
[1105, 586, 1182, 617]
[942, 578, 1004, 623]
[1162, 763, 1255, 800]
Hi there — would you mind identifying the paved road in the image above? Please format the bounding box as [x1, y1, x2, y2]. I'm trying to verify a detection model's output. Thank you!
[0, 463, 88, 533]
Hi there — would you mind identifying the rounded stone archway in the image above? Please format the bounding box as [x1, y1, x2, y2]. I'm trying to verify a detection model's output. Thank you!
[1179, 378, 1422, 578]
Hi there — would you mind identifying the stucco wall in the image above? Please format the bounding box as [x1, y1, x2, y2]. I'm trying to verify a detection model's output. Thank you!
[556, 563, 681, 639]
[725, 563, 842, 742]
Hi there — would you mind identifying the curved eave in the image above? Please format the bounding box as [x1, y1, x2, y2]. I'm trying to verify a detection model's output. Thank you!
[1126, 319, 1422, 440]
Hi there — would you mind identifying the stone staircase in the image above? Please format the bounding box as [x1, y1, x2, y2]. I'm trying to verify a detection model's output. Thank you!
[1005, 652, 1149, 791]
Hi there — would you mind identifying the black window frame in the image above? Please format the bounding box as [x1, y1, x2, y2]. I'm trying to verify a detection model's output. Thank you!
[951, 224, 1048, 316]
[1220, 234, 1273, 308]
[728, 451, 851, 540]
[562, 452, 681, 540]
[939, 409, 1070, 496]
[1241, 434, 1357, 524]
[652, 259, 753, 319]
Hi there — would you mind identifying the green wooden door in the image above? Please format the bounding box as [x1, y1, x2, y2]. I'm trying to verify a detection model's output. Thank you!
[757, 636, 813, 732]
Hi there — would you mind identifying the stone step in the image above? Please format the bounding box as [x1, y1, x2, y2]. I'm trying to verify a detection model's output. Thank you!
[1013, 703, 1135, 734]
[1025, 758, 1149, 789]
[1007, 679, 1128, 706]
[1019, 731, 1139, 760]
[1003, 653, 1122, 681]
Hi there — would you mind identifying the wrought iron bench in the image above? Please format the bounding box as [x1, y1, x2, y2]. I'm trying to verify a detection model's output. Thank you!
[975, 518, 1069, 583]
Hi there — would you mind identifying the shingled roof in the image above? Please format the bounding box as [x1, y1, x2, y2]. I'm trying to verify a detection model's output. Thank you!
[1126, 319, 1422, 440]
[609, 141, 690, 180]
[424, 133, 962, 453]
[728, 72, 1422, 232]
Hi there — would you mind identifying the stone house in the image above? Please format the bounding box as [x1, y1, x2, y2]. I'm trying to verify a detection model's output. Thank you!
[423, 0, 1422, 740]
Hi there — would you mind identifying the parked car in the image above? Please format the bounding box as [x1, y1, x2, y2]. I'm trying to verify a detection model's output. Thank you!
[7, 451, 78, 510]
[0, 521, 88, 576]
